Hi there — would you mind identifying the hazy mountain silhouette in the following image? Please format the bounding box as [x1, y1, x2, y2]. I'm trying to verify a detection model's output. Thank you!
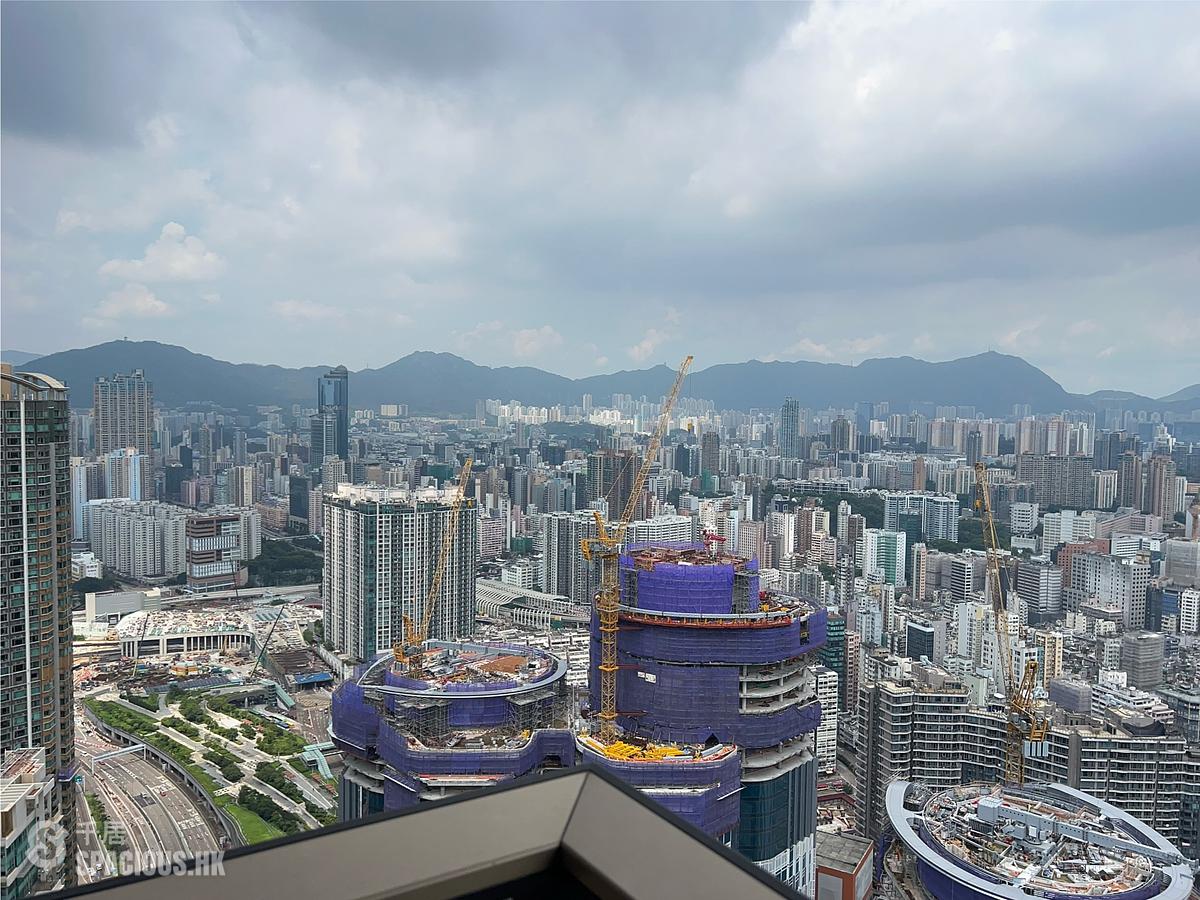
[19, 340, 1192, 416]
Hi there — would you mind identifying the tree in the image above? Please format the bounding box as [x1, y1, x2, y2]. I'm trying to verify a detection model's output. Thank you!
[70, 576, 122, 596]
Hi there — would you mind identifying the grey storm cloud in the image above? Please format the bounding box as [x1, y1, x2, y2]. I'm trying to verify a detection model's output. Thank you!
[1, 0, 1198, 396]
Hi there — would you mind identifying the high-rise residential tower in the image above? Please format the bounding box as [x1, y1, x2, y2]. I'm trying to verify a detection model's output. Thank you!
[586, 448, 637, 517]
[1147, 455, 1178, 519]
[1117, 451, 1144, 511]
[93, 369, 154, 457]
[1, 367, 76, 883]
[323, 483, 477, 663]
[540, 511, 600, 605]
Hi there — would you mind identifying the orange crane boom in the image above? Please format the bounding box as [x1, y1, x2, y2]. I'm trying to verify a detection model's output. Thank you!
[974, 461, 1048, 784]
[582, 355, 693, 744]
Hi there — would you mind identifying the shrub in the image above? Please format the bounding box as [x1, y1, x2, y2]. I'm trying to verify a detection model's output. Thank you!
[255, 762, 303, 802]
[161, 716, 200, 739]
[121, 692, 160, 712]
[237, 787, 303, 835]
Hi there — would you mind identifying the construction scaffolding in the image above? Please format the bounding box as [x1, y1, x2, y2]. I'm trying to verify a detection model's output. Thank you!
[577, 738, 742, 839]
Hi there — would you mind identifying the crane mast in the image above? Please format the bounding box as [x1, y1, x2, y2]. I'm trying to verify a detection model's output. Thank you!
[973, 461, 1048, 784]
[583, 355, 693, 744]
[393, 457, 474, 677]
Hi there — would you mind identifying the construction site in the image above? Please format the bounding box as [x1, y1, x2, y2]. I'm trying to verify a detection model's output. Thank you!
[325, 357, 829, 895]
[885, 781, 1194, 900]
[581, 540, 828, 892]
[329, 640, 574, 818]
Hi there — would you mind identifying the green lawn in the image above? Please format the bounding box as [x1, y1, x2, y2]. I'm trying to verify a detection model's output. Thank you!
[219, 801, 284, 844]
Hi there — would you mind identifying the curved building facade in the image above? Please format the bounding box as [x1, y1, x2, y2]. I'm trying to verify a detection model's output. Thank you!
[887, 781, 1194, 900]
[331, 641, 574, 819]
[588, 543, 827, 893]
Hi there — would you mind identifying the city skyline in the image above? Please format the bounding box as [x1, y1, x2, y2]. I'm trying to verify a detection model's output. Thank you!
[2, 3, 1199, 896]
[4, 3, 1199, 395]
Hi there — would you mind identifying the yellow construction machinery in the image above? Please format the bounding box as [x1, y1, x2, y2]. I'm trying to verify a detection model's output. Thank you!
[393, 457, 474, 677]
[582, 355, 693, 745]
[973, 461, 1049, 784]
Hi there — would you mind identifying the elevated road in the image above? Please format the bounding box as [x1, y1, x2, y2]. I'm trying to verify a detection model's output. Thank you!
[75, 723, 220, 878]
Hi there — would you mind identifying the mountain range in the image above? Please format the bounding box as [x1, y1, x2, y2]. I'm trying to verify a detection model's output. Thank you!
[3, 341, 1196, 417]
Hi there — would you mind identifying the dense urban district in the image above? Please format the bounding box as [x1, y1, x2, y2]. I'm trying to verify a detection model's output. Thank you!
[3, 352, 1199, 900]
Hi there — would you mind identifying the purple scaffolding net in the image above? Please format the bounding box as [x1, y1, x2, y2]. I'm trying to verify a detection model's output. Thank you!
[579, 742, 742, 838]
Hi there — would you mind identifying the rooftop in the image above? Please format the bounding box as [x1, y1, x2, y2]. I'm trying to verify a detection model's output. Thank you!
[357, 641, 564, 695]
[816, 831, 873, 870]
[888, 781, 1193, 900]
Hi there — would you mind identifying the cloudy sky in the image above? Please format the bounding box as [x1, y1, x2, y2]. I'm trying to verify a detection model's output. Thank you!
[3, 2, 1198, 396]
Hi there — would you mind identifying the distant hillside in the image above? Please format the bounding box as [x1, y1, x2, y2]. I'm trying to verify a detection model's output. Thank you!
[1157, 384, 1200, 404]
[21, 340, 1192, 417]
[1, 349, 43, 365]
[25, 341, 328, 409]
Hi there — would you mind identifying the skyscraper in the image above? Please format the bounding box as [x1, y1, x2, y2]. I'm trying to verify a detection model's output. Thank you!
[311, 365, 349, 464]
[1, 367, 76, 881]
[1015, 453, 1095, 508]
[830, 417, 853, 453]
[541, 511, 600, 604]
[700, 431, 720, 476]
[586, 448, 637, 518]
[780, 398, 802, 459]
[323, 483, 477, 662]
[910, 542, 928, 600]
[102, 446, 152, 500]
[70, 458, 105, 541]
[965, 430, 983, 467]
[1117, 451, 1144, 511]
[860, 529, 906, 586]
[93, 369, 154, 457]
[1146, 455, 1178, 518]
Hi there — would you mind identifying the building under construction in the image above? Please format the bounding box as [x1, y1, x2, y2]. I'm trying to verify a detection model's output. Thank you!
[585, 543, 827, 894]
[331, 641, 574, 819]
[886, 781, 1194, 900]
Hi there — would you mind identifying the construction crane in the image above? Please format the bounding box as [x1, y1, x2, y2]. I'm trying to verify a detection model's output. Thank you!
[973, 461, 1048, 784]
[392, 457, 474, 677]
[582, 355, 693, 744]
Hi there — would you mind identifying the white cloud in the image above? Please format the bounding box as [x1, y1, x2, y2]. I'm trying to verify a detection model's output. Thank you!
[628, 328, 669, 362]
[843, 334, 885, 355]
[54, 169, 216, 235]
[595, 355, 609, 367]
[272, 299, 344, 322]
[911, 333, 934, 353]
[1097, 346, 1116, 358]
[201, 292, 222, 305]
[511, 325, 563, 359]
[140, 114, 181, 153]
[99, 222, 225, 282]
[1068, 319, 1100, 336]
[456, 320, 503, 350]
[999, 318, 1046, 349]
[787, 337, 834, 360]
[94, 283, 171, 319]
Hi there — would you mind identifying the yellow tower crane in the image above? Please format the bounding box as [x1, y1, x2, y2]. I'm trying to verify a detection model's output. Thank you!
[393, 457, 474, 677]
[973, 461, 1048, 784]
[582, 355, 693, 745]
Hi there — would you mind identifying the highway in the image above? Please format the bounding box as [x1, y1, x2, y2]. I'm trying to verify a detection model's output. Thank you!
[75, 722, 221, 879]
